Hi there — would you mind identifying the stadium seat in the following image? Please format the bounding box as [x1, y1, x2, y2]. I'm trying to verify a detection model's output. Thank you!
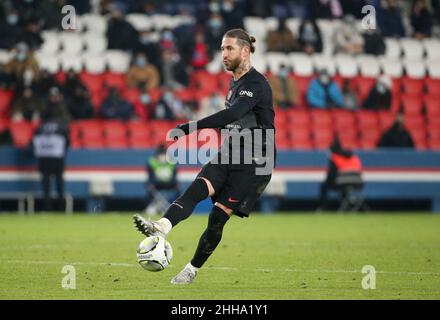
[426, 60, 440, 78]
[126, 14, 152, 31]
[217, 72, 233, 96]
[354, 77, 376, 102]
[190, 71, 219, 99]
[357, 55, 381, 78]
[0, 49, 13, 64]
[80, 14, 107, 34]
[9, 121, 35, 148]
[292, 75, 313, 97]
[404, 115, 425, 131]
[69, 122, 82, 148]
[425, 78, 440, 97]
[312, 55, 336, 76]
[103, 121, 128, 148]
[289, 53, 314, 76]
[266, 52, 290, 74]
[105, 50, 131, 73]
[403, 60, 426, 79]
[424, 96, 440, 117]
[335, 55, 358, 78]
[59, 32, 84, 55]
[40, 31, 60, 54]
[380, 58, 403, 78]
[122, 88, 140, 105]
[310, 109, 332, 128]
[423, 38, 440, 60]
[384, 38, 402, 59]
[79, 121, 105, 148]
[378, 111, 396, 131]
[79, 72, 104, 93]
[401, 94, 423, 115]
[0, 90, 14, 116]
[286, 109, 310, 128]
[82, 33, 108, 54]
[312, 127, 334, 149]
[59, 53, 83, 72]
[34, 52, 60, 74]
[401, 77, 424, 96]
[400, 39, 424, 60]
[357, 111, 379, 130]
[360, 128, 381, 150]
[407, 126, 427, 150]
[82, 53, 107, 74]
[0, 118, 9, 134]
[127, 121, 153, 148]
[103, 72, 126, 90]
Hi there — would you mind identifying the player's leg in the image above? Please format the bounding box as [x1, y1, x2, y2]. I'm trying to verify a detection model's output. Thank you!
[133, 177, 215, 237]
[171, 202, 233, 284]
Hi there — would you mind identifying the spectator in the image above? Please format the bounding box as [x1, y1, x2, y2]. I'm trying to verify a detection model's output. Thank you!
[198, 92, 225, 119]
[100, 87, 134, 121]
[32, 110, 70, 211]
[11, 87, 43, 122]
[173, 10, 197, 63]
[62, 69, 87, 98]
[43, 87, 70, 122]
[362, 28, 386, 55]
[205, 13, 225, 57]
[144, 144, 179, 216]
[5, 42, 40, 88]
[21, 18, 43, 50]
[33, 69, 59, 100]
[136, 29, 161, 69]
[340, 0, 369, 19]
[221, 0, 245, 30]
[334, 15, 364, 55]
[106, 4, 139, 51]
[266, 18, 299, 53]
[65, 86, 95, 120]
[0, 9, 23, 49]
[132, 85, 155, 121]
[308, 0, 343, 19]
[127, 53, 160, 91]
[0, 63, 13, 88]
[191, 30, 210, 70]
[342, 80, 359, 110]
[378, 113, 415, 148]
[298, 19, 323, 54]
[307, 69, 344, 109]
[268, 64, 300, 108]
[39, 0, 64, 30]
[411, 0, 433, 39]
[317, 137, 364, 211]
[160, 49, 189, 90]
[380, 0, 406, 38]
[363, 75, 392, 110]
[153, 88, 184, 121]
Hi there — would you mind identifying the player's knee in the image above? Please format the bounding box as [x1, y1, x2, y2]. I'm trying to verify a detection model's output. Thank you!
[207, 205, 230, 234]
[214, 202, 233, 216]
[181, 178, 210, 203]
[197, 177, 215, 197]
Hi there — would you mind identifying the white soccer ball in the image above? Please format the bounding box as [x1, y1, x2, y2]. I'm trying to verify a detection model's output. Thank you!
[136, 236, 173, 272]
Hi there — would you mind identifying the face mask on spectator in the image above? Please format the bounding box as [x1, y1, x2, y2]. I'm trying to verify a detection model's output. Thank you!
[209, 2, 221, 13]
[304, 24, 314, 33]
[319, 75, 330, 85]
[7, 14, 19, 25]
[376, 83, 386, 94]
[209, 18, 222, 30]
[163, 31, 173, 41]
[140, 93, 151, 104]
[136, 57, 146, 68]
[17, 52, 27, 62]
[279, 68, 288, 79]
[223, 2, 234, 12]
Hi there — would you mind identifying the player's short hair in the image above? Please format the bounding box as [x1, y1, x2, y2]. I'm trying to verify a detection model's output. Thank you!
[224, 28, 256, 53]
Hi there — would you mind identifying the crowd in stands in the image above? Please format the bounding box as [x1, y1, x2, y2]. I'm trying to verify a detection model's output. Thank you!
[0, 0, 439, 150]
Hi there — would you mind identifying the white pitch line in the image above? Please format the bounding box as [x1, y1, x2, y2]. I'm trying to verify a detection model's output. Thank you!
[3, 260, 440, 276]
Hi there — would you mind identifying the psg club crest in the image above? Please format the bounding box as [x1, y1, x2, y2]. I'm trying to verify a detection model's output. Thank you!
[227, 90, 233, 100]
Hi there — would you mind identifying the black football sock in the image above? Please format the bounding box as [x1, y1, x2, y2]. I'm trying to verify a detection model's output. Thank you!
[163, 178, 209, 227]
[191, 206, 230, 268]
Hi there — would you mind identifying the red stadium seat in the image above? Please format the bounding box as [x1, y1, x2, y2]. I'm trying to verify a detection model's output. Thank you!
[69, 122, 82, 148]
[79, 121, 105, 148]
[127, 121, 153, 148]
[191, 70, 219, 98]
[310, 109, 332, 128]
[312, 127, 334, 149]
[286, 109, 310, 128]
[401, 94, 423, 115]
[122, 88, 140, 105]
[292, 75, 313, 96]
[0, 90, 14, 116]
[103, 121, 128, 148]
[354, 77, 376, 102]
[103, 72, 126, 90]
[0, 118, 9, 133]
[360, 128, 381, 150]
[424, 96, 440, 117]
[404, 115, 425, 131]
[401, 77, 424, 96]
[424, 78, 440, 97]
[150, 120, 176, 145]
[175, 88, 195, 103]
[378, 111, 396, 130]
[79, 72, 104, 93]
[217, 72, 233, 96]
[9, 121, 35, 148]
[357, 111, 379, 130]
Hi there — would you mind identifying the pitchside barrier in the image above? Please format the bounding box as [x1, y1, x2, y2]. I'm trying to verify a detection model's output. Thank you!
[0, 148, 439, 212]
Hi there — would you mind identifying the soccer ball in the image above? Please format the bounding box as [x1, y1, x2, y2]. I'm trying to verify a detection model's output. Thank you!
[136, 236, 173, 272]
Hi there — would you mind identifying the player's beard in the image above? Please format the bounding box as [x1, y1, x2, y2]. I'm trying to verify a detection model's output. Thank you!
[223, 56, 242, 72]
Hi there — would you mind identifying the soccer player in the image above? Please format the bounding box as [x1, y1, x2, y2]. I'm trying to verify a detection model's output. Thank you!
[133, 29, 276, 284]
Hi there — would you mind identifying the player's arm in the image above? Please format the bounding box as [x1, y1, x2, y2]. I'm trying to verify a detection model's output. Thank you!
[174, 82, 261, 136]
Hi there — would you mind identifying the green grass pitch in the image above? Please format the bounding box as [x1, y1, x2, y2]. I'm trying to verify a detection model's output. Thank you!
[0, 213, 439, 300]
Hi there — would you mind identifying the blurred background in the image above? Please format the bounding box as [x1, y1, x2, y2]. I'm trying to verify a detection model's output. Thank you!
[0, 0, 439, 214]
